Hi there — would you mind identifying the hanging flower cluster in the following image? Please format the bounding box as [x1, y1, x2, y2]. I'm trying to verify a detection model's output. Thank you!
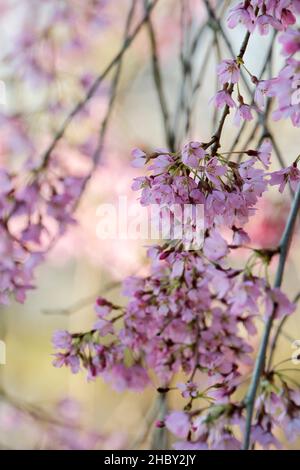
[227, 0, 300, 34]
[0, 159, 85, 304]
[53, 139, 299, 449]
[0, 0, 113, 304]
[223, 1, 300, 127]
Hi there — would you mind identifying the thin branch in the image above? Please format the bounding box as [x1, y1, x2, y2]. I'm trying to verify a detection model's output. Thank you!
[243, 184, 300, 450]
[211, 23, 282, 166]
[204, 0, 252, 97]
[177, 0, 194, 142]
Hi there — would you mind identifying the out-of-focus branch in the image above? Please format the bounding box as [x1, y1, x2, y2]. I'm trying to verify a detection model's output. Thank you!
[91, 0, 138, 167]
[39, 0, 159, 168]
[73, 0, 138, 203]
[131, 397, 161, 449]
[175, 0, 194, 144]
[185, 41, 212, 137]
[151, 393, 168, 450]
[144, 0, 174, 151]
[0, 389, 80, 430]
[174, 0, 225, 145]
[42, 280, 121, 315]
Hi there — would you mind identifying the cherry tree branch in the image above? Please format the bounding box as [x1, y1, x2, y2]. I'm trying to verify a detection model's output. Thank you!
[210, 29, 251, 155]
[243, 184, 300, 450]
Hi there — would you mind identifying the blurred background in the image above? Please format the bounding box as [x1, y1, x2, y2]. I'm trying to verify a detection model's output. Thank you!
[0, 0, 299, 449]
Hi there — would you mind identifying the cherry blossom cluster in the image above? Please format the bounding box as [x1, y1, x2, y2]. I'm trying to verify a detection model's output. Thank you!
[53, 136, 299, 448]
[164, 371, 300, 449]
[0, 160, 85, 304]
[216, 1, 300, 127]
[228, 1, 300, 34]
[53, 243, 294, 383]
[0, 1, 114, 304]
[267, 48, 300, 127]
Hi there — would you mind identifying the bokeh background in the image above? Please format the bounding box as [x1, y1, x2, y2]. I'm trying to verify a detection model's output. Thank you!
[0, 0, 299, 449]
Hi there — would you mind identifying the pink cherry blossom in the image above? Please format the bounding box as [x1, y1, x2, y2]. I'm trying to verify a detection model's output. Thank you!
[269, 163, 300, 192]
[52, 330, 73, 349]
[227, 2, 256, 31]
[264, 287, 296, 319]
[254, 80, 271, 110]
[131, 148, 147, 167]
[267, 58, 300, 127]
[279, 28, 300, 55]
[203, 229, 228, 261]
[165, 411, 190, 439]
[182, 141, 205, 168]
[213, 89, 236, 109]
[234, 104, 253, 126]
[232, 227, 251, 246]
[204, 157, 227, 187]
[246, 139, 272, 168]
[217, 59, 240, 85]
